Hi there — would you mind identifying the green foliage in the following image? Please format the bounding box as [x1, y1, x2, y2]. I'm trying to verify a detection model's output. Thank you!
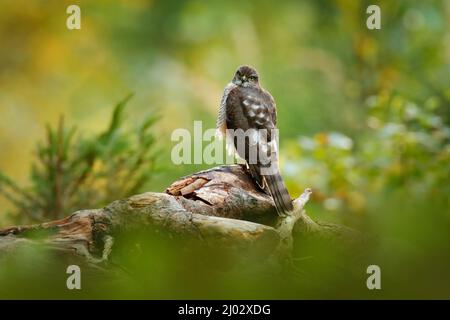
[0, 95, 159, 223]
[285, 94, 450, 215]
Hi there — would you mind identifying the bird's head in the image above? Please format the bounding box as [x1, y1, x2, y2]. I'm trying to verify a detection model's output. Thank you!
[232, 65, 259, 87]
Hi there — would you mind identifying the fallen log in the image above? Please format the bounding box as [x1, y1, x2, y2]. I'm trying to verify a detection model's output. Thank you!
[0, 165, 363, 267]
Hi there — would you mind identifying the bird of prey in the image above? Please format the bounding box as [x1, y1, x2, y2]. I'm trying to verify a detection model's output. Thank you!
[216, 65, 293, 215]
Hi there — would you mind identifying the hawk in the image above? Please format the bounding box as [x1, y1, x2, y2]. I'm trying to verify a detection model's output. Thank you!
[216, 65, 293, 215]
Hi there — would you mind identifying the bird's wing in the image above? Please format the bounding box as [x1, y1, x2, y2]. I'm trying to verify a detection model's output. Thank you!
[263, 89, 277, 126]
[240, 90, 293, 215]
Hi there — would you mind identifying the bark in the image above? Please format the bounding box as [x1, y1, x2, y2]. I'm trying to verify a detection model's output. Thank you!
[0, 165, 363, 267]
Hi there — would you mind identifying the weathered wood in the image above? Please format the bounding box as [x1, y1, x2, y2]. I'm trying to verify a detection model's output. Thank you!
[0, 165, 361, 266]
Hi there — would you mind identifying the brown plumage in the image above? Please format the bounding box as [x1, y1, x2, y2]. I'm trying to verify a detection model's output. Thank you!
[216, 65, 293, 215]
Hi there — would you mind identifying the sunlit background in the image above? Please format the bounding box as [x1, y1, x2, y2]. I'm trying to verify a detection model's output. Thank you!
[0, 0, 449, 298]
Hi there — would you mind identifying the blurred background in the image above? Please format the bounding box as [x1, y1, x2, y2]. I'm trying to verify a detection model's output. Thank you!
[0, 0, 449, 298]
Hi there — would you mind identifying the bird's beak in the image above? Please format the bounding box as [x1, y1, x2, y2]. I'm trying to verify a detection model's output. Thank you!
[242, 75, 247, 81]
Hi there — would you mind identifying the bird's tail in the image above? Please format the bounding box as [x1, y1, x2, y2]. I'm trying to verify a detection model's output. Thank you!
[247, 164, 293, 215]
[263, 171, 293, 215]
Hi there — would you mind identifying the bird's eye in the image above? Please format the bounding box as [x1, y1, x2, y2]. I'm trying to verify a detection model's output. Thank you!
[249, 76, 257, 81]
